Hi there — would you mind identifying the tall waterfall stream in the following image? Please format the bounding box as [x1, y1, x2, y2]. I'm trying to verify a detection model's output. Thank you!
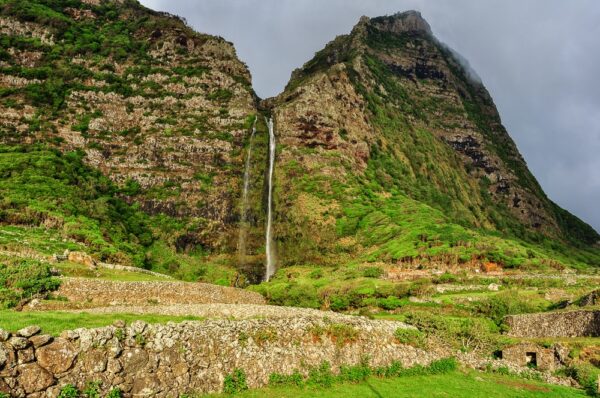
[265, 117, 276, 281]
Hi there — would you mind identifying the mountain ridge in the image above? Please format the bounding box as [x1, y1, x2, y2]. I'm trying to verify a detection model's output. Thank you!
[0, 1, 598, 283]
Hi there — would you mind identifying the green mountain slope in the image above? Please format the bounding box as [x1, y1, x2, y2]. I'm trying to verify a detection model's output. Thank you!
[0, 0, 263, 282]
[0, 0, 258, 255]
[267, 11, 599, 270]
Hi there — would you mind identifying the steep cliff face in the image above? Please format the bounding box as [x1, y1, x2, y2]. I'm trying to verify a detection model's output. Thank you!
[0, 3, 598, 277]
[267, 11, 599, 268]
[0, 0, 257, 257]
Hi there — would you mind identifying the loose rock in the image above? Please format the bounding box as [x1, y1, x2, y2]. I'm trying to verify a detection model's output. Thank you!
[17, 326, 41, 338]
[29, 334, 53, 348]
[8, 337, 29, 350]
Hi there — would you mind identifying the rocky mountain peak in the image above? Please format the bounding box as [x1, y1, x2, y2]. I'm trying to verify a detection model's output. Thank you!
[368, 10, 432, 36]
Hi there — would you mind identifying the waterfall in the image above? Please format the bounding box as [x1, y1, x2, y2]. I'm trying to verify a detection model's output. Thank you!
[265, 117, 276, 281]
[237, 118, 256, 267]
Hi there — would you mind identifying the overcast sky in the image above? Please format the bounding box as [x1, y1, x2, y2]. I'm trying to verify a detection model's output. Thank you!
[140, 0, 600, 233]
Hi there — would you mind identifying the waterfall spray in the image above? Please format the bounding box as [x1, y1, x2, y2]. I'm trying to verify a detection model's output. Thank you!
[237, 118, 256, 267]
[265, 117, 276, 281]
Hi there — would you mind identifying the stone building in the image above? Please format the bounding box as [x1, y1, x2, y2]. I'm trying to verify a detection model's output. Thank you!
[501, 343, 558, 371]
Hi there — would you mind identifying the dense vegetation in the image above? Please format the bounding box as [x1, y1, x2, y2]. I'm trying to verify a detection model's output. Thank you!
[0, 145, 237, 283]
[0, 145, 152, 265]
[0, 256, 59, 308]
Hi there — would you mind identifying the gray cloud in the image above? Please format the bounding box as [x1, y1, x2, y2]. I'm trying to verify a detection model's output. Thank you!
[140, 0, 600, 233]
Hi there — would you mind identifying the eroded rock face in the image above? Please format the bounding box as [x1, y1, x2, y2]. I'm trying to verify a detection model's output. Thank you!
[368, 11, 432, 35]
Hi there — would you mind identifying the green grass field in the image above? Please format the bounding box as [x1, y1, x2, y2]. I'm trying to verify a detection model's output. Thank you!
[205, 371, 586, 398]
[0, 310, 204, 335]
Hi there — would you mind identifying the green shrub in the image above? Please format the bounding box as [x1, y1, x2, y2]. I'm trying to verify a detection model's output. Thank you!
[362, 266, 383, 278]
[223, 368, 248, 394]
[267, 357, 457, 391]
[106, 388, 122, 398]
[269, 371, 304, 387]
[83, 381, 101, 398]
[253, 282, 320, 309]
[58, 384, 79, 398]
[338, 361, 372, 383]
[435, 272, 458, 284]
[329, 295, 350, 311]
[0, 259, 60, 308]
[326, 323, 359, 346]
[378, 295, 403, 310]
[565, 364, 600, 397]
[426, 357, 458, 374]
[309, 269, 323, 279]
[394, 328, 425, 347]
[307, 362, 334, 388]
[208, 88, 233, 102]
[404, 312, 503, 353]
[472, 290, 541, 326]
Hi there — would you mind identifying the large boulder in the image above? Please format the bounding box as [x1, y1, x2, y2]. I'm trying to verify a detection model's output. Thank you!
[17, 363, 55, 393]
[67, 251, 97, 268]
[36, 338, 77, 374]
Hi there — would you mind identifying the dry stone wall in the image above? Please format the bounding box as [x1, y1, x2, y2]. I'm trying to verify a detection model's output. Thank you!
[55, 278, 266, 306]
[505, 310, 600, 338]
[0, 317, 437, 397]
